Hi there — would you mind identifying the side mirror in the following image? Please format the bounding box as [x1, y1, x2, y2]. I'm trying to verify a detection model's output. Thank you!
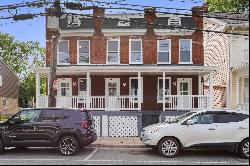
[185, 119, 195, 125]
[11, 117, 22, 124]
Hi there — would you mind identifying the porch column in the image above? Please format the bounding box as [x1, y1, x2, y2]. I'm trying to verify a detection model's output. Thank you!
[236, 76, 240, 106]
[163, 72, 166, 111]
[36, 72, 40, 108]
[209, 71, 214, 108]
[198, 75, 202, 95]
[87, 72, 90, 110]
[138, 72, 142, 111]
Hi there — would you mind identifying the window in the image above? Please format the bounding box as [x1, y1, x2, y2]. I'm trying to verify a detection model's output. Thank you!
[0, 75, 2, 86]
[129, 77, 143, 100]
[214, 112, 249, 123]
[242, 38, 249, 62]
[40, 110, 64, 122]
[130, 40, 142, 64]
[190, 113, 214, 124]
[158, 78, 171, 102]
[107, 40, 119, 64]
[3, 98, 7, 109]
[179, 39, 192, 64]
[78, 40, 90, 64]
[58, 40, 70, 64]
[158, 40, 171, 64]
[10, 110, 42, 123]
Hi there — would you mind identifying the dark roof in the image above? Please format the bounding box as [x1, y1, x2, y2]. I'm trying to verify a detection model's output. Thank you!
[59, 14, 196, 30]
[206, 13, 249, 25]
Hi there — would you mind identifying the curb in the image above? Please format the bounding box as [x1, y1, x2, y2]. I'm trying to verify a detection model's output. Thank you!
[89, 144, 146, 148]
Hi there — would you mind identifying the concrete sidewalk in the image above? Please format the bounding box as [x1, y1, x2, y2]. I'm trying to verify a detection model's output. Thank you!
[89, 137, 146, 148]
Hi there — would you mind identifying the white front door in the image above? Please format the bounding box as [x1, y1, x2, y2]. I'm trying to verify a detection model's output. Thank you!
[177, 78, 192, 109]
[57, 78, 72, 108]
[105, 78, 120, 111]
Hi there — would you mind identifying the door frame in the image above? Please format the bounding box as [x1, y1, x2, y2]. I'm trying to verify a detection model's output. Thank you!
[57, 78, 72, 96]
[177, 78, 192, 95]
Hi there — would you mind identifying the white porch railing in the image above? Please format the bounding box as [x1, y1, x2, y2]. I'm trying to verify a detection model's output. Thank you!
[164, 95, 210, 110]
[37, 95, 210, 110]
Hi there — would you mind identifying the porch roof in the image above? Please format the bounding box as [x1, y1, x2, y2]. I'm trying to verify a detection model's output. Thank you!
[33, 65, 217, 76]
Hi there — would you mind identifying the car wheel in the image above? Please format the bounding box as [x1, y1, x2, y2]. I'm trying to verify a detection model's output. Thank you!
[58, 136, 79, 156]
[158, 137, 180, 158]
[239, 139, 249, 159]
[0, 139, 4, 154]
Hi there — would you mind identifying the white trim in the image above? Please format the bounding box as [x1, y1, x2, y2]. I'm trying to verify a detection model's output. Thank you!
[129, 77, 143, 101]
[57, 78, 72, 96]
[0, 75, 2, 87]
[58, 40, 70, 65]
[77, 40, 91, 65]
[177, 78, 192, 95]
[157, 77, 171, 103]
[129, 39, 143, 64]
[106, 39, 120, 64]
[157, 39, 171, 64]
[179, 39, 193, 64]
[105, 78, 121, 96]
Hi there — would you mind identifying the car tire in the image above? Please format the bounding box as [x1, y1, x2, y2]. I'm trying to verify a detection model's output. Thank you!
[158, 137, 180, 158]
[239, 139, 249, 159]
[0, 139, 4, 154]
[58, 136, 79, 156]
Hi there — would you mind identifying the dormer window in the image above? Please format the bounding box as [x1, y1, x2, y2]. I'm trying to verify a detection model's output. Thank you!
[117, 20, 130, 27]
[168, 16, 181, 26]
[67, 15, 81, 27]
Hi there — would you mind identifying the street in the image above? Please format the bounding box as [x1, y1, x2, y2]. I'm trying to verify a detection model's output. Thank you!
[0, 147, 249, 165]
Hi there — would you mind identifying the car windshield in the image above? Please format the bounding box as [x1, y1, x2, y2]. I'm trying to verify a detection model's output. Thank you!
[167, 112, 195, 124]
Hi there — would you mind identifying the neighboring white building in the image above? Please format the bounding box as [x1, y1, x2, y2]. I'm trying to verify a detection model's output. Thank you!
[204, 13, 249, 111]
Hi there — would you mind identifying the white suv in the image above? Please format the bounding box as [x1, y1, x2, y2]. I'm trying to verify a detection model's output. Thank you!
[141, 110, 249, 158]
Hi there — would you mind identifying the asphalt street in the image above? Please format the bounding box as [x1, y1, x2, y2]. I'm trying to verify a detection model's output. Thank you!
[0, 147, 249, 165]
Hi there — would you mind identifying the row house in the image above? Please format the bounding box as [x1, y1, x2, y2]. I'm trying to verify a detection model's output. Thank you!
[204, 13, 249, 111]
[34, 5, 216, 112]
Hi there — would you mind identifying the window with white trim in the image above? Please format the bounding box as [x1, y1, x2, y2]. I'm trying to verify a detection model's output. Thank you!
[78, 40, 90, 64]
[130, 40, 142, 64]
[158, 40, 171, 63]
[0, 75, 2, 87]
[129, 77, 143, 100]
[242, 37, 249, 63]
[179, 39, 192, 63]
[107, 40, 119, 64]
[157, 78, 171, 102]
[58, 40, 70, 64]
[3, 98, 7, 109]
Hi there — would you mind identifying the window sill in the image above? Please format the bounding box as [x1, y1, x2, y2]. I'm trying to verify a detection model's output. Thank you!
[178, 62, 193, 65]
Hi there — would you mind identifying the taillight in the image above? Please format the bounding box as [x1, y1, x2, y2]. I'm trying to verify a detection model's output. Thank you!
[80, 121, 89, 129]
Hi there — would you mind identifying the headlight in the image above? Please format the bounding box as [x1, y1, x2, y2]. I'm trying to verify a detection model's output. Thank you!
[147, 127, 160, 134]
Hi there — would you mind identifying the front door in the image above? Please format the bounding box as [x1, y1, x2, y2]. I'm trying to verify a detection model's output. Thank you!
[177, 78, 192, 109]
[105, 78, 120, 111]
[58, 78, 72, 108]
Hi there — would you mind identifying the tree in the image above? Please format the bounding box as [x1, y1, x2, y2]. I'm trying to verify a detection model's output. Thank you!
[206, 0, 249, 13]
[0, 33, 46, 108]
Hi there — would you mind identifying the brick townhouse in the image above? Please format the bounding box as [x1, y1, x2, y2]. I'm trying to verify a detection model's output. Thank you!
[34, 4, 216, 112]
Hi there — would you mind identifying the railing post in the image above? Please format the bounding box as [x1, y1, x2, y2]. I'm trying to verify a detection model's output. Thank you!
[163, 72, 166, 111]
[87, 72, 90, 110]
[36, 72, 40, 108]
[138, 72, 142, 111]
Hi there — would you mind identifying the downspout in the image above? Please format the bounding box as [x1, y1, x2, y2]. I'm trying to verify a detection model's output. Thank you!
[228, 26, 235, 108]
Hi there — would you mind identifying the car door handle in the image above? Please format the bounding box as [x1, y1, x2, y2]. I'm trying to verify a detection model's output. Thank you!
[208, 128, 215, 130]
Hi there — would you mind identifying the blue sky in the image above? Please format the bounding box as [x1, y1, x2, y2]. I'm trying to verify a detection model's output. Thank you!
[0, 0, 203, 48]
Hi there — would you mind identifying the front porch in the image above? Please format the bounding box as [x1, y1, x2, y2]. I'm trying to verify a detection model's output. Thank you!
[34, 65, 216, 111]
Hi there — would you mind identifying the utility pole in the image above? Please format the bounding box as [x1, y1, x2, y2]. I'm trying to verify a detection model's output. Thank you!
[48, 0, 61, 107]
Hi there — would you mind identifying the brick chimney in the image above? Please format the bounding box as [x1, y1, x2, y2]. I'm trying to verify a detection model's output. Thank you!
[93, 7, 105, 34]
[91, 7, 106, 64]
[143, 7, 157, 64]
[144, 7, 156, 35]
[192, 3, 208, 29]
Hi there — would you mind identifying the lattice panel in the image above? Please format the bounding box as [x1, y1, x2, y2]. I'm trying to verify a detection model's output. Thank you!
[108, 116, 138, 137]
[93, 116, 101, 137]
[204, 86, 226, 108]
[165, 116, 178, 123]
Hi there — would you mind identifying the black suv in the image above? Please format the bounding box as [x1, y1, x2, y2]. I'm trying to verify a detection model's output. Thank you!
[0, 108, 97, 156]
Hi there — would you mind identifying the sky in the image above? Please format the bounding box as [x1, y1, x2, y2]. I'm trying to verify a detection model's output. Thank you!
[0, 0, 203, 48]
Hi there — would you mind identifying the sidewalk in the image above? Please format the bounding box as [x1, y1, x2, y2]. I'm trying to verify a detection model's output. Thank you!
[89, 137, 146, 148]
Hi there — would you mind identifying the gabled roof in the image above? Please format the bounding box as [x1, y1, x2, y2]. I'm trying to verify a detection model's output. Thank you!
[205, 13, 249, 25]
